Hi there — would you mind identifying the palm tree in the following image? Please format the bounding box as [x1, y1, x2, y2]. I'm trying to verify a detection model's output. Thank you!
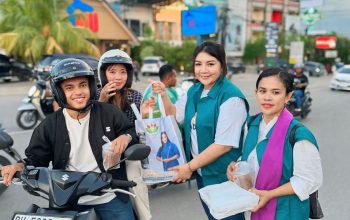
[0, 0, 100, 63]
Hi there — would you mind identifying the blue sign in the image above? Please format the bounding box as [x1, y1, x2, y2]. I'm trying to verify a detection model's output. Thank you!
[181, 5, 216, 36]
[67, 0, 94, 26]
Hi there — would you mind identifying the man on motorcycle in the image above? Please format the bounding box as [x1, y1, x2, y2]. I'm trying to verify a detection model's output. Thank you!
[293, 62, 309, 111]
[1, 58, 137, 220]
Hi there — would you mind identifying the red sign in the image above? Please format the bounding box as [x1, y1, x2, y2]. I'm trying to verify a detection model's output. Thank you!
[315, 36, 336, 49]
[271, 11, 283, 23]
[75, 13, 99, 33]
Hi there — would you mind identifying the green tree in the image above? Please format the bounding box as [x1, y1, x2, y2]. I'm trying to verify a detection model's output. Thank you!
[335, 35, 350, 64]
[0, 0, 100, 63]
[243, 36, 265, 64]
[132, 39, 196, 72]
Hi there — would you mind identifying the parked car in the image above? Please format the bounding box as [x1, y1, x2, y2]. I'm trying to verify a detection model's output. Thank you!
[141, 56, 166, 76]
[228, 62, 245, 74]
[329, 65, 350, 91]
[34, 54, 99, 86]
[256, 58, 291, 74]
[0, 54, 33, 82]
[304, 61, 326, 77]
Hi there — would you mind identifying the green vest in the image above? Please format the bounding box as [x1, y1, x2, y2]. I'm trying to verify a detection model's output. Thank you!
[184, 77, 249, 186]
[242, 115, 319, 220]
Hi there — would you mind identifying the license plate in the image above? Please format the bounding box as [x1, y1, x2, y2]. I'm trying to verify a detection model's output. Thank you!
[12, 213, 73, 220]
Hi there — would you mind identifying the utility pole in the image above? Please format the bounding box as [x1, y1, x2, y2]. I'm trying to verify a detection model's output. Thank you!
[264, 0, 271, 24]
[220, 2, 229, 48]
[281, 0, 288, 58]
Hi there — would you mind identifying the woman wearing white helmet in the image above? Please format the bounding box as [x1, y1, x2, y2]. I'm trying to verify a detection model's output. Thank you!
[98, 49, 151, 220]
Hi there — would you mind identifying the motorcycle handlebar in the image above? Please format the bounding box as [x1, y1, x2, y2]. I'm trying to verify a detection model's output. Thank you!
[110, 179, 137, 188]
[0, 170, 21, 178]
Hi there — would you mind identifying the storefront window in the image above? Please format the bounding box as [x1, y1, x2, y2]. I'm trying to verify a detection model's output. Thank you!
[130, 19, 141, 36]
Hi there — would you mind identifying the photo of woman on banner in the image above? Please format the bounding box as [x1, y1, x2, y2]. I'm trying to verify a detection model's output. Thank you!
[156, 131, 181, 171]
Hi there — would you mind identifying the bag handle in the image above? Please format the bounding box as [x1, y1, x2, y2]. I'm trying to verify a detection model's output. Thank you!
[157, 93, 166, 117]
[130, 103, 147, 130]
[141, 82, 167, 119]
[140, 83, 154, 119]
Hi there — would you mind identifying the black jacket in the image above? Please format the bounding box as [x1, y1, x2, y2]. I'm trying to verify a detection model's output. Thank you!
[24, 102, 137, 202]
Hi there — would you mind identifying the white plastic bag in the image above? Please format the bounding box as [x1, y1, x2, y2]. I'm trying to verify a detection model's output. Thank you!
[198, 181, 259, 219]
[131, 94, 186, 185]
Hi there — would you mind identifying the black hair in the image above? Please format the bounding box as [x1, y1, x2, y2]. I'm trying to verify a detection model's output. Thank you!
[192, 41, 227, 76]
[158, 64, 175, 81]
[161, 131, 169, 144]
[158, 131, 169, 153]
[102, 63, 133, 112]
[256, 68, 294, 94]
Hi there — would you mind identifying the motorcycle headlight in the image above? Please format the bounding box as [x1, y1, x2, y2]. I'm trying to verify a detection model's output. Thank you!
[315, 68, 320, 72]
[28, 86, 37, 97]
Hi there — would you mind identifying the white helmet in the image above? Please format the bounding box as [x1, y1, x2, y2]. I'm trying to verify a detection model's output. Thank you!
[98, 49, 133, 88]
[294, 62, 304, 69]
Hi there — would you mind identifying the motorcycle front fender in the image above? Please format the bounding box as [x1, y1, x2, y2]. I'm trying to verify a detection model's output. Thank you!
[17, 102, 36, 111]
[20, 97, 31, 103]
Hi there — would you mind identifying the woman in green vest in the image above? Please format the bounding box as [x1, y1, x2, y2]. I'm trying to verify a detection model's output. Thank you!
[227, 68, 323, 220]
[147, 41, 249, 220]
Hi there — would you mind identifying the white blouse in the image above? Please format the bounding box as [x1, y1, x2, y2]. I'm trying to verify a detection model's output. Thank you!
[246, 116, 323, 201]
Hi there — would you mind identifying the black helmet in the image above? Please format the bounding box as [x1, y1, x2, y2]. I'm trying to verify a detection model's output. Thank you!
[50, 58, 96, 110]
[98, 49, 134, 88]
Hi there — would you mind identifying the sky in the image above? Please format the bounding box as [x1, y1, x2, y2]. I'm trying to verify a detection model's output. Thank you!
[307, 0, 350, 37]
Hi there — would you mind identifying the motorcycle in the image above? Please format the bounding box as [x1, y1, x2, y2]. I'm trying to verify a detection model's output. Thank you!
[16, 76, 54, 130]
[0, 129, 151, 219]
[287, 80, 312, 119]
[0, 128, 24, 195]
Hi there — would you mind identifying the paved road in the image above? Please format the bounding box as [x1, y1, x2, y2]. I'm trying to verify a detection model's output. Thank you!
[0, 71, 349, 219]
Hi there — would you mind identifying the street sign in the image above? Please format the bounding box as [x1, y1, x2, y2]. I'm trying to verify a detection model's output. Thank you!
[181, 5, 216, 36]
[315, 36, 336, 49]
[265, 22, 279, 57]
[325, 50, 338, 58]
[289, 41, 304, 64]
[301, 7, 321, 25]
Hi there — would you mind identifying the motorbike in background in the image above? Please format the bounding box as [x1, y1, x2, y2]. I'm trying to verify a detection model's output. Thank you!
[286, 79, 312, 119]
[0, 129, 24, 195]
[0, 128, 151, 219]
[16, 75, 54, 130]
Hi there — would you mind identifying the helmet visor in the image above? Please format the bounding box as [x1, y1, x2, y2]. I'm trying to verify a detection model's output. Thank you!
[54, 70, 94, 82]
[102, 56, 132, 65]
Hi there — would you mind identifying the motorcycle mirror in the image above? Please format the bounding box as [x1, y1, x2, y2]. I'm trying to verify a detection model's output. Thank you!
[0, 130, 14, 150]
[124, 144, 150, 161]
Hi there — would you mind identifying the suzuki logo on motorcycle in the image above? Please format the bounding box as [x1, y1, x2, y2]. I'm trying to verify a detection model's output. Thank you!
[61, 174, 69, 182]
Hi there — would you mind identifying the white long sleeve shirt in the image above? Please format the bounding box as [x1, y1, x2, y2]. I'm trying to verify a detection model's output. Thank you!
[246, 116, 323, 201]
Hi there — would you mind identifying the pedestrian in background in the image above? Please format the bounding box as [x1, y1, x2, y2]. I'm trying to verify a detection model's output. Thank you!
[227, 68, 322, 220]
[133, 60, 140, 82]
[145, 41, 249, 220]
[143, 64, 178, 106]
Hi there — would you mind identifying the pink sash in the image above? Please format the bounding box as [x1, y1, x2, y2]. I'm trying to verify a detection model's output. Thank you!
[251, 108, 293, 220]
